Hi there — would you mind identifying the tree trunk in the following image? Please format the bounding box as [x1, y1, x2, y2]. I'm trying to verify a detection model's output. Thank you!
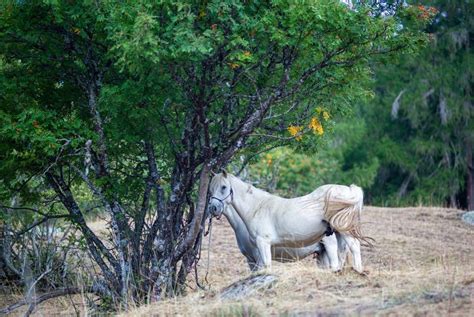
[467, 139, 474, 210]
[0, 219, 6, 279]
[397, 172, 413, 199]
[151, 164, 212, 300]
[0, 201, 21, 282]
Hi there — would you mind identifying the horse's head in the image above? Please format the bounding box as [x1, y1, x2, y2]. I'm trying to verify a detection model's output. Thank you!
[208, 171, 233, 218]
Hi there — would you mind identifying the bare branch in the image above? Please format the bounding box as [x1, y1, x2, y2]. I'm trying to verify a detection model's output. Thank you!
[0, 287, 97, 316]
[13, 214, 70, 238]
[45, 171, 119, 289]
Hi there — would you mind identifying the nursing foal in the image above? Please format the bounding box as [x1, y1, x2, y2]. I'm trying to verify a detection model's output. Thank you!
[208, 172, 365, 272]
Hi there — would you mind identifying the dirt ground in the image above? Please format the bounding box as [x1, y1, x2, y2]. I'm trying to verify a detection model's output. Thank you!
[1, 206, 473, 316]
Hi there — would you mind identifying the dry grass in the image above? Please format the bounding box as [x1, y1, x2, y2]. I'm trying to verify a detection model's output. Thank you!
[2, 206, 473, 316]
[124, 206, 474, 316]
[0, 291, 88, 316]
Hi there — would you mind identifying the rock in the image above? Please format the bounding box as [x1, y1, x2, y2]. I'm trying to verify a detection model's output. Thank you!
[462, 211, 474, 225]
[220, 273, 277, 300]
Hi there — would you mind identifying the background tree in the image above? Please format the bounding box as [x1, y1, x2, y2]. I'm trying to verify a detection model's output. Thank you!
[305, 0, 473, 208]
[370, 0, 473, 208]
[254, 0, 473, 208]
[0, 0, 427, 310]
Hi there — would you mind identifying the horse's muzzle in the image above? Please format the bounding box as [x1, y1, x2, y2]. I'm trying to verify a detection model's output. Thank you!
[208, 204, 222, 217]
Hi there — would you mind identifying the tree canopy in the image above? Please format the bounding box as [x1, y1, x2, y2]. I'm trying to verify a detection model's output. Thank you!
[283, 0, 474, 208]
[0, 0, 429, 310]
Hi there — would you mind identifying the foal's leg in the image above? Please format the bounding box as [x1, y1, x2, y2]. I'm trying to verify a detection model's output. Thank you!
[340, 234, 363, 273]
[321, 234, 340, 272]
[336, 232, 349, 269]
[318, 251, 331, 269]
[315, 244, 330, 269]
[255, 237, 272, 270]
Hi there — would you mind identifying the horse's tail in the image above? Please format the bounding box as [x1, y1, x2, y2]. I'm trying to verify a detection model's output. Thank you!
[323, 184, 373, 247]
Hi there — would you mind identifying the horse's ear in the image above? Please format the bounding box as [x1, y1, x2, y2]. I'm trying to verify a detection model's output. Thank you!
[222, 169, 228, 178]
[211, 170, 216, 176]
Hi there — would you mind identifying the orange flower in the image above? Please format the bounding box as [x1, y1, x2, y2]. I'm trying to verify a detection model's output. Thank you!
[288, 125, 303, 141]
[228, 62, 240, 70]
[322, 111, 330, 121]
[416, 5, 437, 20]
[265, 153, 273, 166]
[308, 117, 324, 135]
[316, 107, 330, 121]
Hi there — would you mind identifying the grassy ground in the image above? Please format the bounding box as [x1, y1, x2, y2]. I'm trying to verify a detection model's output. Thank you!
[125, 206, 474, 316]
[1, 206, 473, 316]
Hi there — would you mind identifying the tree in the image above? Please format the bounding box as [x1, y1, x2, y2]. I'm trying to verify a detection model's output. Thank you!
[328, 0, 473, 207]
[0, 0, 426, 309]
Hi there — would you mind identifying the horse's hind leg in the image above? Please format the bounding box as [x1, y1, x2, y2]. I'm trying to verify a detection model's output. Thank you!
[340, 234, 363, 273]
[321, 234, 340, 272]
[336, 232, 349, 269]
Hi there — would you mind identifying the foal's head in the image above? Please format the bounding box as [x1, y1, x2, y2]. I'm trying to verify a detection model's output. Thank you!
[208, 171, 233, 218]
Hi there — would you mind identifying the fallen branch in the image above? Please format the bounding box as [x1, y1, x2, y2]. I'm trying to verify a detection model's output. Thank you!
[0, 287, 95, 316]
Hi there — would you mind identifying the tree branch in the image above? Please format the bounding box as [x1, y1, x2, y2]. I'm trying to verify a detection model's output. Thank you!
[174, 164, 211, 260]
[45, 171, 119, 290]
[0, 287, 96, 316]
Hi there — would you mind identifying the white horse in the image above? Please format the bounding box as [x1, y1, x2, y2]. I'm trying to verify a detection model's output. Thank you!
[218, 204, 345, 272]
[208, 172, 366, 272]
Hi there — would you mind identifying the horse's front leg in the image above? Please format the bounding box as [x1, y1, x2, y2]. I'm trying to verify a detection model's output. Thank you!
[255, 237, 272, 270]
[245, 256, 259, 272]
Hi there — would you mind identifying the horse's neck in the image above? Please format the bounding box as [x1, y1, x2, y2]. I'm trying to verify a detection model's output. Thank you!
[222, 206, 256, 257]
[229, 176, 273, 225]
[223, 206, 246, 233]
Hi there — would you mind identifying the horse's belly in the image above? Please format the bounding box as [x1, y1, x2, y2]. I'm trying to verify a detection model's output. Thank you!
[271, 243, 322, 262]
[273, 213, 326, 245]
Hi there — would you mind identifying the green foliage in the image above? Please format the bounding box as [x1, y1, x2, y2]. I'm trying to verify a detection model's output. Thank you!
[362, 0, 473, 207]
[0, 0, 422, 205]
[0, 1, 96, 202]
[251, 1, 472, 208]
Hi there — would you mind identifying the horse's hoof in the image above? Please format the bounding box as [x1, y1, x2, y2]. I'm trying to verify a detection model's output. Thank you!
[354, 269, 369, 277]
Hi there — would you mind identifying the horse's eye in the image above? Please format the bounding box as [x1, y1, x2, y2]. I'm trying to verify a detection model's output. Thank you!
[221, 185, 227, 191]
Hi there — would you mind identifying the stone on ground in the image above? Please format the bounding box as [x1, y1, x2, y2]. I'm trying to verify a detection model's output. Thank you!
[461, 211, 474, 225]
[220, 274, 277, 300]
